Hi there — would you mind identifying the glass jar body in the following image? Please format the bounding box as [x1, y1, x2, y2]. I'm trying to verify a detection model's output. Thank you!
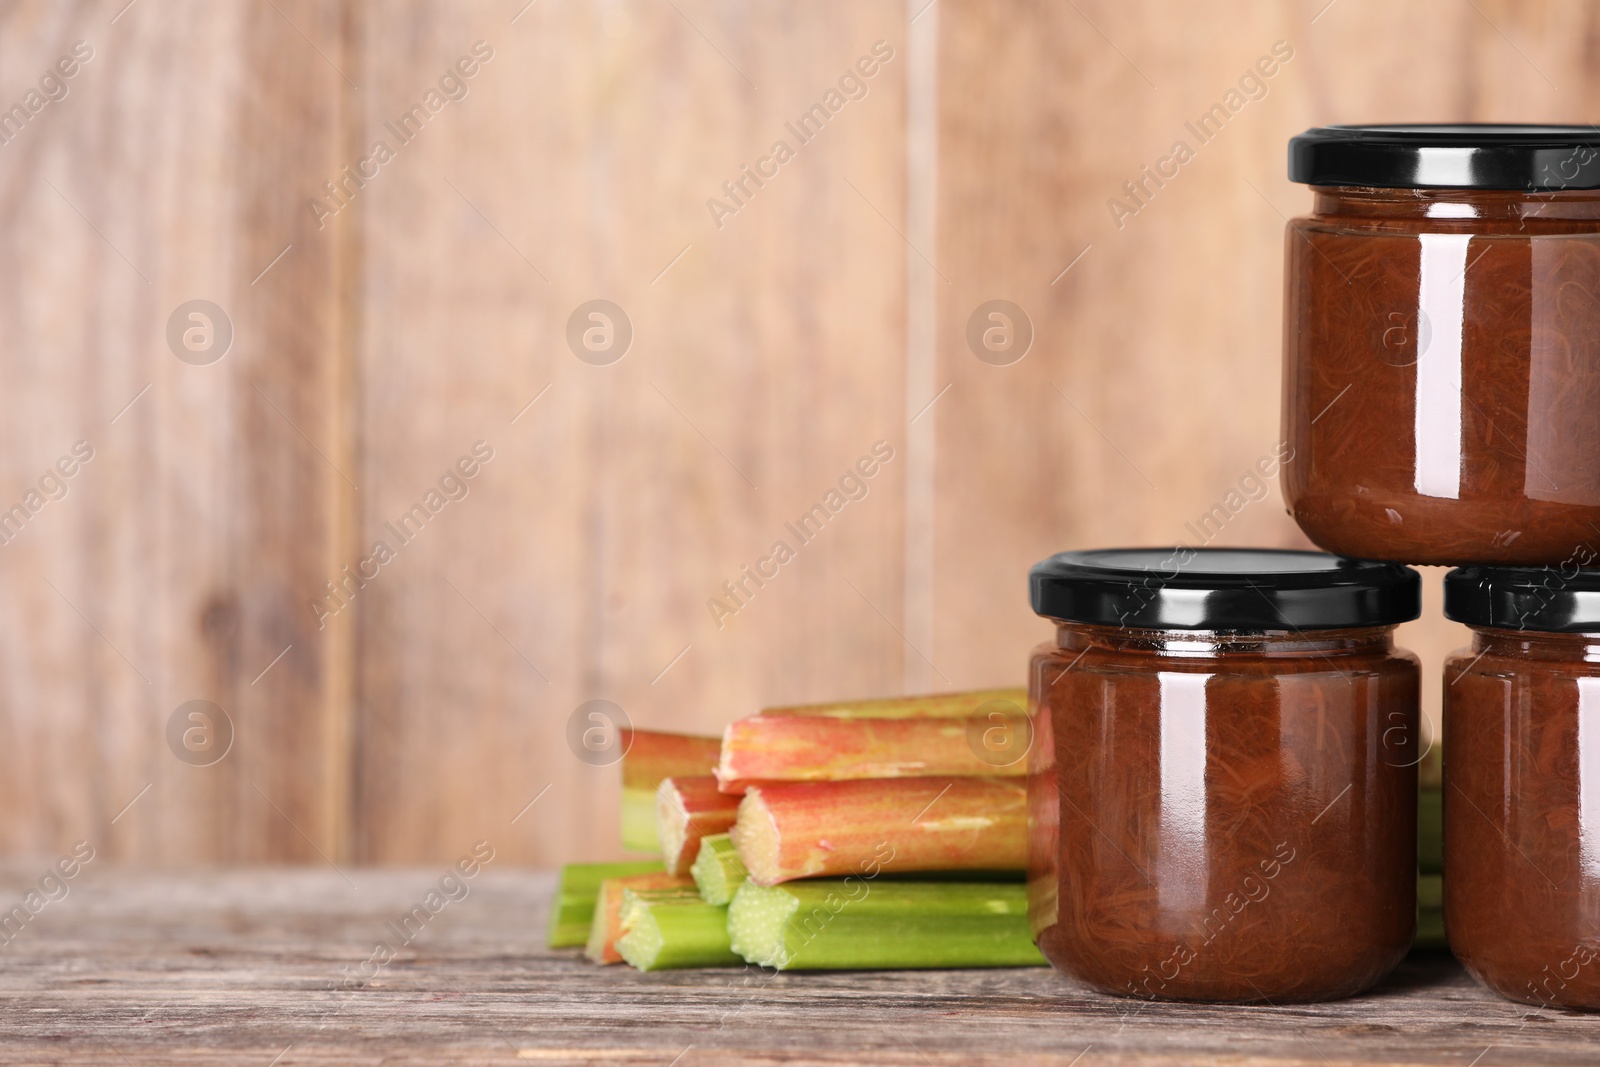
[1282, 186, 1600, 566]
[1028, 623, 1419, 1002]
[1444, 628, 1600, 1009]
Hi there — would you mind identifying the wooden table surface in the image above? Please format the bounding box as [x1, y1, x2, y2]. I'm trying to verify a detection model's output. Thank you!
[0, 867, 1594, 1066]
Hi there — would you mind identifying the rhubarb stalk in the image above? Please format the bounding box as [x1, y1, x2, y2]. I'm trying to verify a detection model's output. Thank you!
[619, 728, 722, 852]
[1417, 873, 1445, 949]
[731, 776, 1026, 886]
[727, 880, 1045, 970]
[717, 712, 1028, 793]
[618, 896, 741, 971]
[547, 861, 665, 948]
[1419, 786, 1442, 875]
[658, 776, 740, 876]
[690, 833, 748, 906]
[759, 688, 1026, 719]
[585, 872, 696, 964]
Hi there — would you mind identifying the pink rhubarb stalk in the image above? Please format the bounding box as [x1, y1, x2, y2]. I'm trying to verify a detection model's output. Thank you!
[657, 776, 740, 876]
[717, 714, 1028, 794]
[758, 687, 1026, 719]
[620, 728, 722, 790]
[730, 776, 1026, 886]
[584, 872, 696, 964]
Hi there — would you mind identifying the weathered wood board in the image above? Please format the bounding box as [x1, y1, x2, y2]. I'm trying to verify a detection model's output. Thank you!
[0, 867, 1595, 1066]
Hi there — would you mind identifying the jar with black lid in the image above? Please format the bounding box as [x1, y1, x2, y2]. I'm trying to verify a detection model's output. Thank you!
[1028, 548, 1421, 1002]
[1283, 125, 1600, 567]
[1443, 565, 1600, 1009]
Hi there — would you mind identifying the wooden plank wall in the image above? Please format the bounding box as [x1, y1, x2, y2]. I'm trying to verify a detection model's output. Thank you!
[348, 0, 909, 863]
[0, 0, 352, 864]
[0, 0, 1594, 865]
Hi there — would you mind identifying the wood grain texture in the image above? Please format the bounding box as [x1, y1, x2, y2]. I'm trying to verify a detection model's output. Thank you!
[0, 866, 1593, 1066]
[6, 0, 1600, 867]
[0, 0, 353, 864]
[349, 0, 912, 864]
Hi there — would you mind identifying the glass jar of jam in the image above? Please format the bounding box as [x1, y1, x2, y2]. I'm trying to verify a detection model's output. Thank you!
[1283, 125, 1600, 566]
[1028, 548, 1421, 1002]
[1443, 565, 1600, 1008]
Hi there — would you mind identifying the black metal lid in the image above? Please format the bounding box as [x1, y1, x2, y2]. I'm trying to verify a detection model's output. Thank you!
[1445, 566, 1600, 633]
[1030, 548, 1421, 631]
[1288, 124, 1600, 190]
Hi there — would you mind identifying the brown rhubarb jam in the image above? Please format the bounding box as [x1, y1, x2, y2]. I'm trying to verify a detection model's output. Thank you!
[1283, 125, 1600, 566]
[1443, 565, 1600, 1009]
[1028, 548, 1421, 1002]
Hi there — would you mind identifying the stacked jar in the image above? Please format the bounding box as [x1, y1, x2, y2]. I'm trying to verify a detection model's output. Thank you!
[1027, 126, 1600, 1007]
[1027, 549, 1422, 1002]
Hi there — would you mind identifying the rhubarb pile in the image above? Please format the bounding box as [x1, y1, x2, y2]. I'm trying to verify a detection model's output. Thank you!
[552, 689, 1044, 971]
[554, 694, 1451, 970]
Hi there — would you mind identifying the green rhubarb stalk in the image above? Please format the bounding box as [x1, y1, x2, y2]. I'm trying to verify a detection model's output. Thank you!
[1419, 742, 1442, 790]
[618, 896, 741, 971]
[728, 880, 1045, 970]
[619, 882, 703, 932]
[1417, 908, 1446, 950]
[1419, 787, 1442, 875]
[621, 787, 661, 853]
[1416, 874, 1445, 949]
[1418, 873, 1442, 912]
[586, 873, 697, 964]
[690, 833, 748, 905]
[547, 861, 665, 948]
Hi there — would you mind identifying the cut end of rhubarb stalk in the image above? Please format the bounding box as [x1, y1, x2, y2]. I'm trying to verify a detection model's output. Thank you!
[617, 906, 667, 970]
[729, 788, 785, 887]
[585, 881, 625, 965]
[690, 833, 748, 906]
[657, 776, 740, 876]
[727, 883, 800, 969]
[618, 897, 740, 971]
[657, 781, 691, 876]
[585, 872, 694, 964]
